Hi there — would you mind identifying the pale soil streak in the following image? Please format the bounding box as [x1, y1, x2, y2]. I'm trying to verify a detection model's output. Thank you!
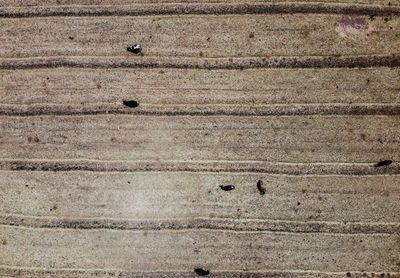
[0, 267, 399, 278]
[1, 68, 399, 105]
[0, 172, 399, 225]
[0, 67, 399, 116]
[0, 14, 398, 58]
[0, 225, 399, 272]
[2, 214, 400, 234]
[0, 115, 398, 163]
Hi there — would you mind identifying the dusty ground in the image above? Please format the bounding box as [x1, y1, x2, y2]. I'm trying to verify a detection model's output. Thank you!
[0, 1, 400, 277]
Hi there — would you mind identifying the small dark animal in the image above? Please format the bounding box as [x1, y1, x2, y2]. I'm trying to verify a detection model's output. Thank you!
[374, 160, 393, 168]
[123, 100, 139, 108]
[127, 44, 142, 54]
[194, 268, 210, 276]
[257, 179, 266, 195]
[220, 185, 235, 191]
